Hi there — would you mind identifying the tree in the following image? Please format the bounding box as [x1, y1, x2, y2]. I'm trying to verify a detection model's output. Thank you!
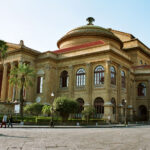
[82, 106, 95, 123]
[24, 103, 43, 116]
[53, 97, 79, 121]
[0, 40, 8, 64]
[9, 63, 35, 120]
[42, 105, 51, 116]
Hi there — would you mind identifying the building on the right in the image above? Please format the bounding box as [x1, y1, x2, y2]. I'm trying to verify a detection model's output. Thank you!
[109, 28, 150, 122]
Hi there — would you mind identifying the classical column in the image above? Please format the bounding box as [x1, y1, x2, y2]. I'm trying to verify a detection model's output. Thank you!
[8, 62, 15, 101]
[1, 63, 8, 101]
[68, 65, 74, 98]
[86, 63, 92, 104]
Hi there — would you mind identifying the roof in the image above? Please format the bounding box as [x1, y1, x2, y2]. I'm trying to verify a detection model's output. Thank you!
[53, 40, 105, 54]
[108, 28, 135, 39]
[57, 25, 122, 48]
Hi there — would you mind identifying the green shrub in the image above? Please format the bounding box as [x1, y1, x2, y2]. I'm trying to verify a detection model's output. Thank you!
[54, 97, 79, 121]
[24, 103, 43, 116]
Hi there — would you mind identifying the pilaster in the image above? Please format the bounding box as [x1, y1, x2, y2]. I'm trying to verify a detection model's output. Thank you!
[68, 65, 74, 98]
[116, 65, 121, 122]
[86, 63, 92, 104]
[105, 60, 111, 102]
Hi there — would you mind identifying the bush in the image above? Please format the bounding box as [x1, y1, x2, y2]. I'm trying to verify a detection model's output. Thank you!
[42, 105, 51, 116]
[24, 103, 43, 116]
[54, 97, 79, 121]
[82, 106, 95, 123]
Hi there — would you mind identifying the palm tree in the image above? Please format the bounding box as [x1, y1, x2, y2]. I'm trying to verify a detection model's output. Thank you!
[0, 40, 8, 64]
[9, 63, 35, 120]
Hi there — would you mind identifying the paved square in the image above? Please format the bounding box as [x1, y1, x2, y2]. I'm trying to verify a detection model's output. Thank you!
[0, 126, 150, 150]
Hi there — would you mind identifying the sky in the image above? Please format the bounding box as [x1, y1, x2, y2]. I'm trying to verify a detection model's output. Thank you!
[0, 0, 150, 52]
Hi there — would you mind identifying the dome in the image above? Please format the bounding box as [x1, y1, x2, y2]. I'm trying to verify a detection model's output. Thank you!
[57, 18, 122, 49]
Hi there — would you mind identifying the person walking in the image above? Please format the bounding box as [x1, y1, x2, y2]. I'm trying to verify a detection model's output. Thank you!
[0, 114, 7, 128]
[8, 114, 13, 128]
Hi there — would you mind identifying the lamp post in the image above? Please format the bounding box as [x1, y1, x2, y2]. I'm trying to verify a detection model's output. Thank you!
[50, 92, 54, 127]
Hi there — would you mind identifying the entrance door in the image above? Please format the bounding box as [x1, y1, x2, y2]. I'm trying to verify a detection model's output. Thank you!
[139, 105, 148, 121]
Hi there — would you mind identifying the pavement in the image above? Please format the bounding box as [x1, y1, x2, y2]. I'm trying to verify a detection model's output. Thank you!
[4, 123, 150, 128]
[1, 125, 150, 150]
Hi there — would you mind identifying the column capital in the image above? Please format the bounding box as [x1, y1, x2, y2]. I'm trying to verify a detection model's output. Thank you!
[105, 60, 111, 65]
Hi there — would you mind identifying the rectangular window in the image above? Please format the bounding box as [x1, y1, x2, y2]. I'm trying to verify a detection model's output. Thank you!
[37, 76, 43, 93]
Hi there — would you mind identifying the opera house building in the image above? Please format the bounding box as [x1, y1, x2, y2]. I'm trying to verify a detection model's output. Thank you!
[0, 18, 150, 122]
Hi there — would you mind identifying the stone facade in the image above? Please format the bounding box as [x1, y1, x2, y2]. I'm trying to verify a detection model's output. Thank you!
[0, 19, 150, 122]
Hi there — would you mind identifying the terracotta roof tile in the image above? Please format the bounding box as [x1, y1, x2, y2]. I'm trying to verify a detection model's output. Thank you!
[53, 40, 105, 54]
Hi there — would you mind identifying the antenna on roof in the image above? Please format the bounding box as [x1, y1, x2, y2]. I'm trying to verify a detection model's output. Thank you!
[86, 17, 95, 25]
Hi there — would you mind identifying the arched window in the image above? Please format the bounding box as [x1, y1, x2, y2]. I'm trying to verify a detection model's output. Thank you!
[138, 83, 146, 96]
[94, 97, 104, 117]
[76, 68, 85, 87]
[121, 70, 125, 88]
[94, 65, 104, 85]
[111, 98, 116, 114]
[76, 98, 84, 113]
[110, 66, 116, 85]
[60, 70, 68, 88]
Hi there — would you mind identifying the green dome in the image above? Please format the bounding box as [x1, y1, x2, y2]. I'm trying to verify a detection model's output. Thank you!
[57, 25, 122, 48]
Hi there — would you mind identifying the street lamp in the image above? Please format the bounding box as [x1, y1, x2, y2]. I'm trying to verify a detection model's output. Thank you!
[50, 92, 54, 127]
